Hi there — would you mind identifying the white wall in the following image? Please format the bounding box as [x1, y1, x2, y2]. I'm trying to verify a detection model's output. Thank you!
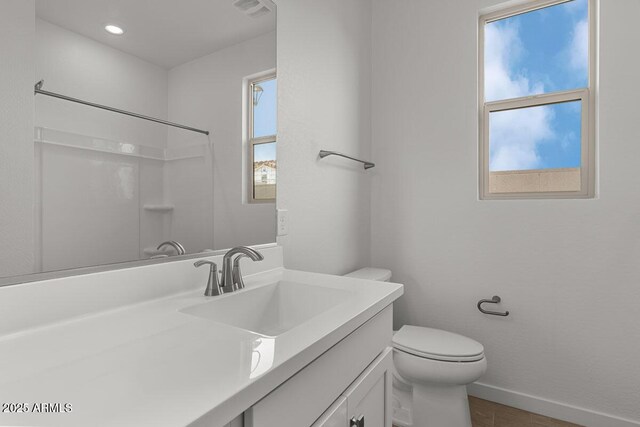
[371, 0, 640, 424]
[0, 0, 35, 277]
[35, 18, 168, 149]
[276, 0, 372, 274]
[168, 32, 277, 251]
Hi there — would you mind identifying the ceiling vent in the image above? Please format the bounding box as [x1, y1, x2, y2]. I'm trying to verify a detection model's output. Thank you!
[233, 0, 275, 18]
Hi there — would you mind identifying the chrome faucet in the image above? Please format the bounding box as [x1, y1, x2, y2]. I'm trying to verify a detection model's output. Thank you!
[157, 240, 186, 255]
[220, 246, 264, 293]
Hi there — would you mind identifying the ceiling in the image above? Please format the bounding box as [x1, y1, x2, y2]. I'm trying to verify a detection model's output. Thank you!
[35, 0, 276, 69]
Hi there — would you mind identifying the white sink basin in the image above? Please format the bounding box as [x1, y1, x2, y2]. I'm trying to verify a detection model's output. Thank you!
[180, 281, 351, 336]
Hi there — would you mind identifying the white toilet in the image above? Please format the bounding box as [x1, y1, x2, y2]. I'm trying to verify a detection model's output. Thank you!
[345, 268, 487, 427]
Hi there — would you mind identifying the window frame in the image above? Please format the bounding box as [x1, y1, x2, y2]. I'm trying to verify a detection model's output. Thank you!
[246, 70, 277, 204]
[478, 0, 597, 200]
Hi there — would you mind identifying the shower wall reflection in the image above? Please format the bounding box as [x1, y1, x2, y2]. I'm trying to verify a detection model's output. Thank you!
[34, 127, 214, 271]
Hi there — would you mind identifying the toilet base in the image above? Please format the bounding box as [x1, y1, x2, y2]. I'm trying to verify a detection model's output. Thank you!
[412, 383, 472, 427]
[391, 331, 487, 427]
[391, 379, 413, 427]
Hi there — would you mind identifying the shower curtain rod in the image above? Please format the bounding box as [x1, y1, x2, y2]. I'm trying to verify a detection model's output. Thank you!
[34, 80, 210, 136]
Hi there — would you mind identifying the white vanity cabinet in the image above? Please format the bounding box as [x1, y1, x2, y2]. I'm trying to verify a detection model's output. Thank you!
[342, 348, 392, 427]
[311, 397, 347, 427]
[244, 306, 393, 427]
[314, 348, 393, 427]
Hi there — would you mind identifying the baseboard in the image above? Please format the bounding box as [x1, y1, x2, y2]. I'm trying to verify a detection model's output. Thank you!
[467, 382, 640, 427]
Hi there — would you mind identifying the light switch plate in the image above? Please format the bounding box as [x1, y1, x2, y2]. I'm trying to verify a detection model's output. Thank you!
[277, 209, 289, 236]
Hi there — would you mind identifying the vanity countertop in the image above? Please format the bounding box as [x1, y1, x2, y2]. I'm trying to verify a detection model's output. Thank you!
[0, 268, 403, 427]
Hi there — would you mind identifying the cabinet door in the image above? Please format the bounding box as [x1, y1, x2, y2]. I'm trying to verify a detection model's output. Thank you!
[245, 308, 392, 427]
[311, 396, 348, 427]
[344, 348, 393, 427]
[227, 415, 243, 427]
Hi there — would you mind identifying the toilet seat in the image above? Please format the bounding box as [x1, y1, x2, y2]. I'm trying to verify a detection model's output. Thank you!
[393, 326, 484, 362]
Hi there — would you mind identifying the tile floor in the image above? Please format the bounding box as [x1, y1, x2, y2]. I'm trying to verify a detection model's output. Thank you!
[469, 396, 583, 427]
[393, 396, 584, 427]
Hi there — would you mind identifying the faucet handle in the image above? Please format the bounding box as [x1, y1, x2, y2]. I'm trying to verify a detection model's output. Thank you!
[194, 260, 216, 268]
[194, 260, 221, 296]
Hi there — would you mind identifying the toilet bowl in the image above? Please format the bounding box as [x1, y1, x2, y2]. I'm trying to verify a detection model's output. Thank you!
[345, 268, 487, 427]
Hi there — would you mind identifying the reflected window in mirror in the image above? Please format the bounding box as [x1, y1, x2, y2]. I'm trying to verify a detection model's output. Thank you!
[248, 72, 277, 203]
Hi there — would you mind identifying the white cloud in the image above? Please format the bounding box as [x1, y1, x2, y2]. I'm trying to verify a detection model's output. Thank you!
[569, 19, 588, 73]
[560, 132, 577, 151]
[563, 0, 588, 16]
[489, 106, 554, 171]
[484, 23, 544, 102]
[485, 23, 552, 171]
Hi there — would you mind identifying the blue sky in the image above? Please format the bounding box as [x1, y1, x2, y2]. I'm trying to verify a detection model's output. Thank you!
[253, 77, 277, 162]
[485, 0, 588, 171]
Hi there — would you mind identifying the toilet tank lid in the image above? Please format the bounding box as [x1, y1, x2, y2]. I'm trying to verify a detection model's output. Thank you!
[344, 268, 392, 282]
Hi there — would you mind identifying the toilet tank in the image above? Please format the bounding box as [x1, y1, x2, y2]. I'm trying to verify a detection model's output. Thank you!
[344, 268, 392, 282]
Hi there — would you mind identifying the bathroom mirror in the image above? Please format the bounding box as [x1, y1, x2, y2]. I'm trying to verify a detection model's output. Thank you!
[0, 0, 277, 284]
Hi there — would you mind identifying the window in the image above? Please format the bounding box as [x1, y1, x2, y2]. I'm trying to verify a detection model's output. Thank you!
[479, 0, 595, 199]
[247, 71, 277, 203]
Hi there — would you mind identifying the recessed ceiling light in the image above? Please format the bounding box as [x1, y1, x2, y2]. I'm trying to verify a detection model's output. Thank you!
[105, 24, 125, 35]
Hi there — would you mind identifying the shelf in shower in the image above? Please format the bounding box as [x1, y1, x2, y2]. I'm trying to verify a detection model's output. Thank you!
[143, 204, 175, 213]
